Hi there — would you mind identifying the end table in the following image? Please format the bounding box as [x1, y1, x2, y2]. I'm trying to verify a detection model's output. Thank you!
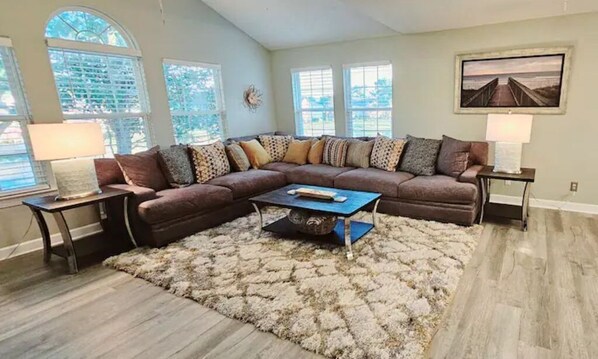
[477, 166, 536, 231]
[22, 187, 137, 274]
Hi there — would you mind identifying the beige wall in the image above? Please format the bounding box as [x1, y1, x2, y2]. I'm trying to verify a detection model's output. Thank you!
[0, 0, 276, 249]
[271, 12, 598, 205]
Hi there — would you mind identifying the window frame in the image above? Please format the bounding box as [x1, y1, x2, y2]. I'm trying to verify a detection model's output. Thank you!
[162, 58, 227, 145]
[343, 61, 393, 137]
[0, 37, 49, 197]
[291, 66, 335, 137]
[45, 7, 153, 156]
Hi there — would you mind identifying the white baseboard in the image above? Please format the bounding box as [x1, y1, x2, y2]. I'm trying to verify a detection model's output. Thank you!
[490, 194, 598, 215]
[0, 222, 103, 261]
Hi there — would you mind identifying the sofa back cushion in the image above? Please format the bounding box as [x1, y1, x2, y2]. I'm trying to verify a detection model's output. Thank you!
[437, 135, 472, 177]
[190, 141, 231, 183]
[114, 146, 169, 191]
[94, 158, 126, 187]
[398, 135, 442, 176]
[258, 135, 292, 162]
[322, 137, 349, 167]
[346, 139, 375, 168]
[370, 135, 406, 172]
[240, 139, 272, 169]
[158, 145, 194, 188]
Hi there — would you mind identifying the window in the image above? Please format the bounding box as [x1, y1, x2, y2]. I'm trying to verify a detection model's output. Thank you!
[343, 62, 392, 137]
[0, 38, 47, 194]
[45, 9, 150, 155]
[163, 60, 226, 145]
[291, 67, 335, 136]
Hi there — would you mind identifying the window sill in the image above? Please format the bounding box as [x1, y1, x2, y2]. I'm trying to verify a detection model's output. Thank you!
[0, 187, 56, 209]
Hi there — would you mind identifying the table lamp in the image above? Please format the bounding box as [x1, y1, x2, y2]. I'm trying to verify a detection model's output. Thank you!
[27, 123, 105, 200]
[486, 114, 533, 174]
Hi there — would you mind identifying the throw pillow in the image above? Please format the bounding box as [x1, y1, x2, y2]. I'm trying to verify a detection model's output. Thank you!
[346, 139, 375, 168]
[225, 142, 250, 172]
[370, 135, 406, 172]
[240, 139, 272, 169]
[190, 141, 231, 183]
[114, 146, 169, 191]
[437, 135, 472, 177]
[398, 135, 442, 176]
[157, 145, 194, 188]
[307, 139, 325, 164]
[283, 139, 312, 165]
[94, 158, 125, 187]
[258, 135, 292, 162]
[322, 137, 349, 167]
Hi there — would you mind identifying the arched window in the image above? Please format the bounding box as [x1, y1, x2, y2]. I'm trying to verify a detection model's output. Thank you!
[45, 8, 151, 155]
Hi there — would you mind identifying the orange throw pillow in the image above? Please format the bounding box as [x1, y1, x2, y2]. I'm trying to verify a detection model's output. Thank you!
[283, 139, 312, 165]
[240, 139, 272, 169]
[307, 139, 325, 164]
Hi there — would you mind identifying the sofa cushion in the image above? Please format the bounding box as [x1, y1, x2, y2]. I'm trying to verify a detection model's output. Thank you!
[287, 164, 354, 188]
[138, 184, 233, 224]
[334, 168, 414, 198]
[398, 175, 478, 205]
[261, 162, 299, 175]
[207, 169, 286, 199]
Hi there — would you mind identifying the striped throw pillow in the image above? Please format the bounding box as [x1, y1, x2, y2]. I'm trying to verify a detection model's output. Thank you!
[322, 138, 349, 167]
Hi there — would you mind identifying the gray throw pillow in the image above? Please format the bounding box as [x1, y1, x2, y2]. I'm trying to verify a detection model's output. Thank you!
[346, 139, 375, 168]
[157, 145, 194, 188]
[398, 135, 442, 176]
[437, 135, 472, 177]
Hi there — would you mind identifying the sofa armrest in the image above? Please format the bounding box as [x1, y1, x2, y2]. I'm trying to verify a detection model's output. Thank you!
[458, 165, 484, 185]
[104, 184, 157, 204]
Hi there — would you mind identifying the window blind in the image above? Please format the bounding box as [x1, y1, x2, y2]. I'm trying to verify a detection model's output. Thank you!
[163, 60, 226, 145]
[291, 67, 335, 136]
[344, 63, 393, 137]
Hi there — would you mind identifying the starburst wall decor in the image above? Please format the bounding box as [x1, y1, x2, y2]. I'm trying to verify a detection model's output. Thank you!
[243, 85, 263, 112]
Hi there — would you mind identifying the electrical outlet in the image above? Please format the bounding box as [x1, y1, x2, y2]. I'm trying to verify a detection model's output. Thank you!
[570, 182, 579, 192]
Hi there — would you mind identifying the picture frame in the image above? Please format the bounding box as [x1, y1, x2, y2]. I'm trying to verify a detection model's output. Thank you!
[454, 47, 573, 114]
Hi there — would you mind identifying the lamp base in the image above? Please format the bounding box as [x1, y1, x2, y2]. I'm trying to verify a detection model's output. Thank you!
[51, 158, 101, 201]
[493, 142, 523, 174]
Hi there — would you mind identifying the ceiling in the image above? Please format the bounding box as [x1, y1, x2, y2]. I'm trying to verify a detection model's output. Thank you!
[202, 0, 598, 50]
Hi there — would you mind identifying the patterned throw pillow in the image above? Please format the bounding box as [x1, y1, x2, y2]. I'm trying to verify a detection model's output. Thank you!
[157, 145, 194, 188]
[190, 141, 231, 183]
[258, 135, 292, 162]
[370, 135, 406, 172]
[398, 135, 442, 176]
[346, 139, 375, 168]
[225, 142, 250, 172]
[322, 137, 349, 167]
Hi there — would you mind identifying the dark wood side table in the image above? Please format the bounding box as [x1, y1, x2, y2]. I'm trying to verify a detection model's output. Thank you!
[22, 187, 137, 274]
[477, 166, 536, 231]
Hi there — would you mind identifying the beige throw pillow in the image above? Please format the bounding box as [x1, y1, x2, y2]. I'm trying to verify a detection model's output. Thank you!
[225, 142, 250, 172]
[240, 139, 272, 169]
[283, 139, 312, 165]
[346, 140, 375, 168]
[190, 141, 231, 183]
[307, 139, 325, 164]
[370, 135, 406, 172]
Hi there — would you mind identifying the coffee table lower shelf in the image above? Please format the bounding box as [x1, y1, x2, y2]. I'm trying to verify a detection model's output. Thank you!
[261, 216, 374, 260]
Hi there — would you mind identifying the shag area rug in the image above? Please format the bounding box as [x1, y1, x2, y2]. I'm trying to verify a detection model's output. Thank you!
[104, 208, 481, 358]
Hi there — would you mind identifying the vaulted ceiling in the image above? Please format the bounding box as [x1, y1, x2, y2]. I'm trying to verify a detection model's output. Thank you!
[202, 0, 598, 50]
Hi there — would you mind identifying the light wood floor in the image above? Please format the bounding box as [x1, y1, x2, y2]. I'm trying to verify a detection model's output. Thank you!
[0, 208, 596, 359]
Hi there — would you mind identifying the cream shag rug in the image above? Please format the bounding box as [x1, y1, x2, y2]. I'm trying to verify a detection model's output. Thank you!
[104, 208, 481, 359]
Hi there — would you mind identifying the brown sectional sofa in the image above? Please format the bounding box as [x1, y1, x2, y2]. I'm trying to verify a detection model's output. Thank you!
[96, 133, 488, 248]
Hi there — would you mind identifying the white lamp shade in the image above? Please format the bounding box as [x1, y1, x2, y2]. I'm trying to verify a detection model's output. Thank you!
[486, 114, 533, 143]
[27, 123, 105, 160]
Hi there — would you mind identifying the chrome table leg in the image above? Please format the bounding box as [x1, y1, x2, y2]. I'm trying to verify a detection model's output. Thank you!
[252, 203, 263, 237]
[123, 196, 138, 248]
[372, 199, 380, 229]
[344, 217, 353, 260]
[52, 211, 78, 274]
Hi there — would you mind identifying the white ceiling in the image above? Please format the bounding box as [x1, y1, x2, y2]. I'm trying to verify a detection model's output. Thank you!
[202, 0, 598, 50]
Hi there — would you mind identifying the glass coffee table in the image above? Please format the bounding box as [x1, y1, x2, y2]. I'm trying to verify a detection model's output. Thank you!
[249, 184, 382, 260]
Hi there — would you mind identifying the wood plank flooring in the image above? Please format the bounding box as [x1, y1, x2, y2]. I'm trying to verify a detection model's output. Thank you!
[1, 208, 596, 358]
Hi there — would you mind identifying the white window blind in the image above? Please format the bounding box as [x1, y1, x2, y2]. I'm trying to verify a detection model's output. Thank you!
[0, 43, 47, 195]
[344, 62, 393, 137]
[291, 67, 335, 136]
[46, 9, 151, 156]
[163, 60, 226, 145]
